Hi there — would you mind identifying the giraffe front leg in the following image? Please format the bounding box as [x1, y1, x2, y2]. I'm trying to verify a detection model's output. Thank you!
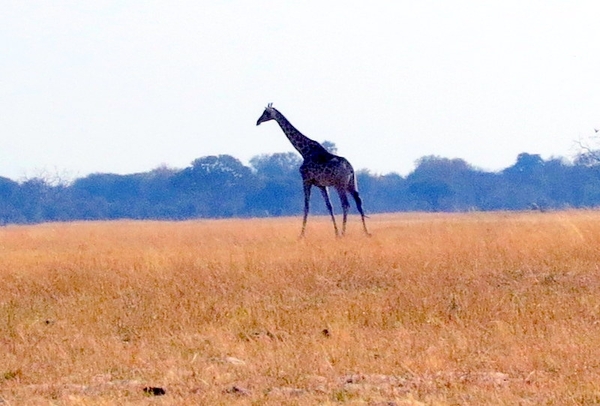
[319, 186, 339, 237]
[300, 183, 312, 237]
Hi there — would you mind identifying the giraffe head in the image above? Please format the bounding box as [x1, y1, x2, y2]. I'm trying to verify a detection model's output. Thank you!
[256, 103, 276, 126]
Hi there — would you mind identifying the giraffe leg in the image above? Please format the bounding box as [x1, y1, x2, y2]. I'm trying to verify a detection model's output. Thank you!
[301, 183, 312, 237]
[319, 186, 339, 236]
[350, 189, 371, 236]
[336, 188, 350, 236]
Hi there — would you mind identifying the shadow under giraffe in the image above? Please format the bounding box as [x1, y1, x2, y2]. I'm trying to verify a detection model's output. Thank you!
[256, 103, 370, 237]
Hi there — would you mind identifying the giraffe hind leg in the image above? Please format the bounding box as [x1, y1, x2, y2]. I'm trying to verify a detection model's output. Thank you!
[319, 186, 339, 236]
[337, 188, 350, 236]
[350, 190, 371, 236]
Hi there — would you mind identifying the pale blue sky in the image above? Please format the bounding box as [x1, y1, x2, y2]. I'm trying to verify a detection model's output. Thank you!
[1, 1, 599, 181]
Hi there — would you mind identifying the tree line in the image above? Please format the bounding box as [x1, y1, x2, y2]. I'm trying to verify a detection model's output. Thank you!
[2, 148, 600, 225]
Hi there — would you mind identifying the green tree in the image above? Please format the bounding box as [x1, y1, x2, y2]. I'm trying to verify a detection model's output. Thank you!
[249, 152, 303, 216]
[172, 155, 255, 217]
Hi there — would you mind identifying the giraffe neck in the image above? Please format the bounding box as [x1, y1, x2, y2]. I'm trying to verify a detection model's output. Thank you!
[271, 109, 330, 160]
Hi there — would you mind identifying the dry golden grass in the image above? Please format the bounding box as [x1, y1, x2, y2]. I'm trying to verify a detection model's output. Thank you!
[2, 211, 600, 404]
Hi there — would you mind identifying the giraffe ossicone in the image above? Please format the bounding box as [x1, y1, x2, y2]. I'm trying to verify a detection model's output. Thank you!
[256, 103, 370, 237]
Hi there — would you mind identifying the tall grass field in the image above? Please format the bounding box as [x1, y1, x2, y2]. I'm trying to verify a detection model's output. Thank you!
[2, 211, 600, 404]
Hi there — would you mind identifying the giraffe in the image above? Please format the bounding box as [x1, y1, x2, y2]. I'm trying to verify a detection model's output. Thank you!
[256, 103, 370, 237]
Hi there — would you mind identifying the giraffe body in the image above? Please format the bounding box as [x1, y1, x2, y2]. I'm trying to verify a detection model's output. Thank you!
[256, 103, 370, 237]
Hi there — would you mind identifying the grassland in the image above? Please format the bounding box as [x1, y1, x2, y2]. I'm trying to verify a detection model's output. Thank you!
[2, 211, 600, 405]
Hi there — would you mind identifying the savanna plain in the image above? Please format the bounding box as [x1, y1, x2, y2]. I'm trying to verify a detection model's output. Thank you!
[2, 211, 600, 405]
